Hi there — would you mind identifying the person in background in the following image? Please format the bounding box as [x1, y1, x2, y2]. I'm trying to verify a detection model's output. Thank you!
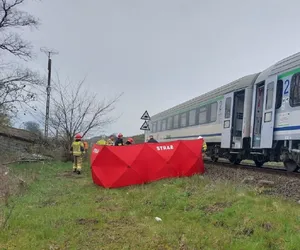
[70, 133, 85, 174]
[83, 141, 89, 153]
[125, 137, 134, 145]
[96, 136, 107, 145]
[83, 141, 89, 159]
[197, 135, 207, 157]
[114, 133, 124, 146]
[106, 135, 115, 146]
[147, 135, 158, 143]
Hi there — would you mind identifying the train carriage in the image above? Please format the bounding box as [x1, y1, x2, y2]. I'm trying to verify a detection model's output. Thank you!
[147, 52, 300, 172]
[250, 53, 300, 171]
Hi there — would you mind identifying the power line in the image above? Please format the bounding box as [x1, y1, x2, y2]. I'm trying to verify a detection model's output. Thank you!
[40, 47, 59, 139]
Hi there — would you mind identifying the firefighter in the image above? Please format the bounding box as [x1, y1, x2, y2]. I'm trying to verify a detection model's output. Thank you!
[106, 135, 115, 146]
[198, 135, 207, 155]
[125, 138, 134, 145]
[147, 135, 158, 143]
[83, 141, 89, 154]
[83, 141, 89, 159]
[114, 133, 124, 146]
[96, 138, 106, 145]
[70, 133, 85, 174]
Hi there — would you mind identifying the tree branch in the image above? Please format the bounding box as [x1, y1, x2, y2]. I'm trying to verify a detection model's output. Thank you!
[0, 0, 39, 59]
[48, 76, 123, 149]
[0, 67, 43, 114]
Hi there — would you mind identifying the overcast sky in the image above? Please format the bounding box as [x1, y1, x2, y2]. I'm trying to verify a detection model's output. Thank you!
[16, 0, 300, 136]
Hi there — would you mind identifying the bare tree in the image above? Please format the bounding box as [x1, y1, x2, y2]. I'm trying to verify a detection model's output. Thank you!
[0, 67, 43, 114]
[0, 0, 39, 59]
[49, 78, 123, 157]
[0, 0, 42, 120]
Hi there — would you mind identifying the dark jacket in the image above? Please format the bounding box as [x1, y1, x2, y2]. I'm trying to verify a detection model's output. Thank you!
[114, 138, 124, 146]
[125, 141, 132, 145]
[147, 138, 158, 143]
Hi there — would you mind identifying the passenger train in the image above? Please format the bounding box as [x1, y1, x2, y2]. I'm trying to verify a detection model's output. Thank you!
[147, 52, 300, 172]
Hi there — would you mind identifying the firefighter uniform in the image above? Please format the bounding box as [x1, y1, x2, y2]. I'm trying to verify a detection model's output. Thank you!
[198, 136, 207, 155]
[106, 136, 114, 146]
[70, 134, 85, 174]
[83, 141, 89, 153]
[96, 139, 106, 145]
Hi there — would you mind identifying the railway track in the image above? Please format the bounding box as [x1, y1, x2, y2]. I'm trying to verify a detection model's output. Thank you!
[203, 157, 300, 178]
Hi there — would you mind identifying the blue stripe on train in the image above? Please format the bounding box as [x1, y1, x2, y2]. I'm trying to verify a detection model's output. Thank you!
[274, 125, 300, 131]
[166, 125, 300, 140]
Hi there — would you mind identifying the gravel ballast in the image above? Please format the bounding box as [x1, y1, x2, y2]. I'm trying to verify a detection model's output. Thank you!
[203, 163, 300, 201]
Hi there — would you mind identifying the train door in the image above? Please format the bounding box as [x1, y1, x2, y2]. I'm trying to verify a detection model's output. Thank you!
[252, 82, 265, 148]
[231, 90, 245, 149]
[260, 75, 277, 148]
[221, 92, 234, 148]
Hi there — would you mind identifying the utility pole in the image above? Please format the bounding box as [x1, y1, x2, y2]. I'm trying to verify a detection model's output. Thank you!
[40, 47, 59, 139]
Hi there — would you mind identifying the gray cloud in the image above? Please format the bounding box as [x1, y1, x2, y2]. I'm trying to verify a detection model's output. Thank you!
[16, 0, 300, 136]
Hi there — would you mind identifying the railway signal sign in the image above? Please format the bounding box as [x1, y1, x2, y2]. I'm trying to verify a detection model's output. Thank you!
[140, 121, 150, 131]
[140, 110, 151, 132]
[141, 110, 151, 120]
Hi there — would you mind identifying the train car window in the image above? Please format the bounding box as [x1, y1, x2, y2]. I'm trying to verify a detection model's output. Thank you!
[152, 122, 157, 133]
[167, 116, 173, 130]
[225, 97, 231, 118]
[266, 82, 274, 110]
[290, 73, 300, 107]
[199, 106, 207, 124]
[275, 80, 283, 109]
[180, 113, 187, 127]
[161, 119, 167, 131]
[173, 114, 179, 129]
[189, 109, 196, 126]
[157, 120, 161, 132]
[210, 102, 218, 122]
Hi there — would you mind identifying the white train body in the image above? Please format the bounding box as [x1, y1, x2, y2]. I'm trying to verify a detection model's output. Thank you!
[147, 52, 300, 171]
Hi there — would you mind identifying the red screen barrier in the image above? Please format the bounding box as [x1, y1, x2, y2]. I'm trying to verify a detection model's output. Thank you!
[90, 139, 205, 188]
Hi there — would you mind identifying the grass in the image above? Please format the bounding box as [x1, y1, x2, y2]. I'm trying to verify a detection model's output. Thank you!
[1, 162, 300, 250]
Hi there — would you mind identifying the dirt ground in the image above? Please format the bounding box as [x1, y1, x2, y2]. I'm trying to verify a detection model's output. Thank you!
[204, 163, 300, 202]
